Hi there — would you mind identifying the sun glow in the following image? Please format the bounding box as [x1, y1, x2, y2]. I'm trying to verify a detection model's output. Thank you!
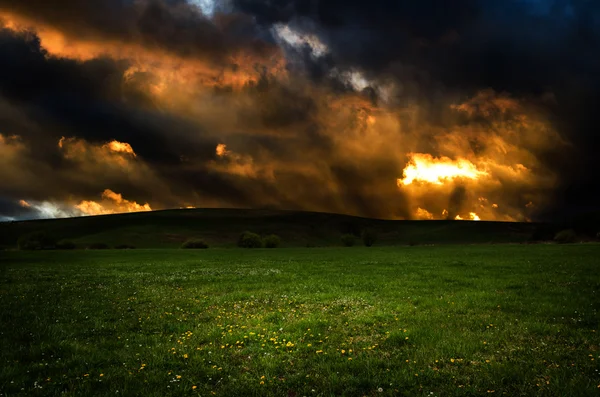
[455, 212, 481, 221]
[399, 153, 488, 186]
[104, 140, 136, 157]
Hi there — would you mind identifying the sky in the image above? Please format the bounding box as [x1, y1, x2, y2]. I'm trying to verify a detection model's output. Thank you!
[0, 0, 598, 222]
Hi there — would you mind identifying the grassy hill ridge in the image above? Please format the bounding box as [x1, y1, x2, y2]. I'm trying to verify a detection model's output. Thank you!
[0, 208, 540, 249]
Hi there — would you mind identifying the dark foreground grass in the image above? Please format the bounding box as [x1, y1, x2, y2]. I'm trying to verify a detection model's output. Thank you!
[0, 245, 599, 396]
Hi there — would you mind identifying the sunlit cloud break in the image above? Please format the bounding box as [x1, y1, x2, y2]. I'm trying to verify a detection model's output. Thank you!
[76, 190, 152, 216]
[399, 154, 488, 186]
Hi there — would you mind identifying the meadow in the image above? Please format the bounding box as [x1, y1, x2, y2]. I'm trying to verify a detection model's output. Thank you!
[1, 245, 599, 396]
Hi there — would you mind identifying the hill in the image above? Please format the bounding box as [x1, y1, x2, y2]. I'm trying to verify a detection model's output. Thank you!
[0, 208, 543, 249]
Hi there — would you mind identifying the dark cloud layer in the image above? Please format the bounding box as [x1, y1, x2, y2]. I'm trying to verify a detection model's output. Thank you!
[0, 27, 219, 164]
[233, 0, 600, 215]
[0, 0, 598, 221]
[0, 0, 274, 63]
[0, 27, 215, 210]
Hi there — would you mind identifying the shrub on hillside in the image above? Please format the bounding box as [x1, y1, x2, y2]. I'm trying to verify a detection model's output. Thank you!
[181, 239, 208, 249]
[263, 234, 281, 248]
[88, 242, 109, 250]
[529, 224, 559, 242]
[237, 231, 263, 248]
[341, 234, 356, 247]
[339, 221, 362, 237]
[361, 228, 377, 247]
[115, 244, 136, 249]
[18, 231, 56, 250]
[56, 240, 76, 250]
[554, 229, 578, 244]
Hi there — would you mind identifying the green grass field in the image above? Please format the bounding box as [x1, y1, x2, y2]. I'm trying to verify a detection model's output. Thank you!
[1, 245, 599, 396]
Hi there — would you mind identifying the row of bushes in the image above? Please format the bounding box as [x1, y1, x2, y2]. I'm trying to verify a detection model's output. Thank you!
[182, 229, 378, 249]
[237, 231, 281, 248]
[553, 229, 579, 244]
[17, 231, 136, 250]
[18, 229, 374, 250]
[181, 232, 282, 249]
[341, 229, 377, 247]
[533, 228, 600, 244]
[17, 228, 597, 251]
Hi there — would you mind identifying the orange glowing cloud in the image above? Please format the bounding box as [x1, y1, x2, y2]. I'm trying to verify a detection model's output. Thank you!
[0, 133, 24, 154]
[216, 143, 229, 157]
[415, 207, 434, 220]
[451, 89, 520, 117]
[76, 189, 152, 216]
[103, 140, 136, 157]
[55, 136, 176, 208]
[0, 10, 287, 99]
[454, 212, 481, 221]
[210, 143, 277, 180]
[59, 136, 137, 169]
[399, 153, 488, 186]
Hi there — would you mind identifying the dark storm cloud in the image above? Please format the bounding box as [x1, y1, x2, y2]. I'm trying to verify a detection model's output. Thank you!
[0, 26, 216, 164]
[0, 0, 597, 221]
[0, 197, 34, 221]
[0, 27, 233, 218]
[232, 0, 600, 216]
[0, 24, 406, 221]
[329, 161, 411, 220]
[233, 0, 598, 93]
[0, 0, 274, 62]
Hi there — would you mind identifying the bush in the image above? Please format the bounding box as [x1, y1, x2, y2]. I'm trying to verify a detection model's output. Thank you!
[361, 228, 377, 247]
[18, 231, 56, 250]
[529, 224, 559, 242]
[238, 231, 263, 248]
[339, 221, 362, 237]
[56, 240, 76, 250]
[341, 234, 356, 247]
[88, 242, 109, 250]
[115, 244, 136, 249]
[181, 239, 208, 249]
[596, 232, 600, 240]
[554, 229, 578, 244]
[263, 234, 281, 248]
